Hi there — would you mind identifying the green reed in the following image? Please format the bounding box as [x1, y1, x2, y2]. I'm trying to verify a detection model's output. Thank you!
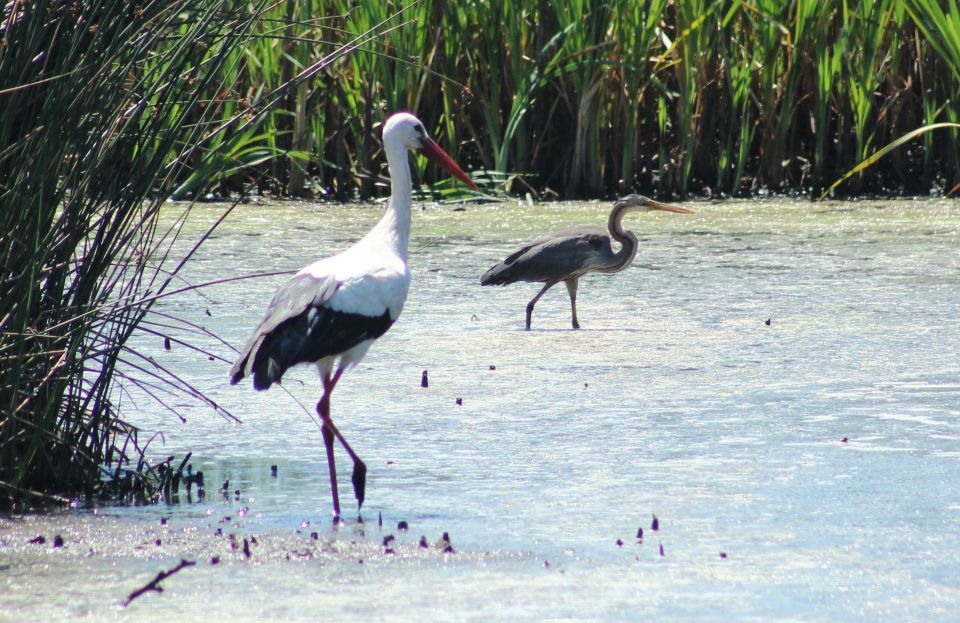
[0, 0, 270, 504]
[202, 0, 959, 199]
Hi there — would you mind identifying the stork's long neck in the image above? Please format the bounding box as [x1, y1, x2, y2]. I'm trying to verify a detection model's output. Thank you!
[368, 139, 414, 260]
[602, 204, 639, 273]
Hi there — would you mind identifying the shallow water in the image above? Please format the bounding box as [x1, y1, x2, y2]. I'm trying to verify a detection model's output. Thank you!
[2, 198, 960, 621]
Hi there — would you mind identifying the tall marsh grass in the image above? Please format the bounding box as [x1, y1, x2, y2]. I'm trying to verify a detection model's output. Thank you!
[235, 0, 960, 198]
[0, 0, 272, 504]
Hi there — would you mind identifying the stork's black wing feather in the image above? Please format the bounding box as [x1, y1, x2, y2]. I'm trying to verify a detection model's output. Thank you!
[229, 273, 394, 390]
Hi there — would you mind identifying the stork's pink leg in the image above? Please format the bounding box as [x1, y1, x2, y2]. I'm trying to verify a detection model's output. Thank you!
[318, 374, 341, 520]
[321, 416, 367, 510]
[319, 368, 367, 511]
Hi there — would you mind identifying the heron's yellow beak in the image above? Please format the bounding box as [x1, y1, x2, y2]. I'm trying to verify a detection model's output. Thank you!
[614, 194, 694, 214]
[644, 198, 694, 214]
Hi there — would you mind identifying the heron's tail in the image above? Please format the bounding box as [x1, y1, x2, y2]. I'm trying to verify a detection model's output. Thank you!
[480, 262, 513, 286]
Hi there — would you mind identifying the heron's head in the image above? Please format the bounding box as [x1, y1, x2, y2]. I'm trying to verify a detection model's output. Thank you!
[382, 112, 478, 190]
[614, 194, 694, 215]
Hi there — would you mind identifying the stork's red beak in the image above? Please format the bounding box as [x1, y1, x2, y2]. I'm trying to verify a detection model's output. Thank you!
[417, 138, 478, 190]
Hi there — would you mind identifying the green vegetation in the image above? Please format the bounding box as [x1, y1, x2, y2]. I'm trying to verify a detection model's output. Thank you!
[0, 0, 272, 505]
[207, 0, 960, 199]
[3, 0, 959, 504]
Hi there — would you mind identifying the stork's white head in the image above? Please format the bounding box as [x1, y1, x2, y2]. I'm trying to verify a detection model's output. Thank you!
[383, 112, 430, 151]
[382, 112, 478, 190]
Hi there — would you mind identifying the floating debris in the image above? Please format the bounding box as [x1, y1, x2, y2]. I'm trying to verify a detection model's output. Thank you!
[438, 532, 454, 553]
[421, 370, 429, 388]
[122, 559, 196, 607]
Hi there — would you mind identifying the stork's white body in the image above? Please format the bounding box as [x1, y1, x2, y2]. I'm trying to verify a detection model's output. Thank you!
[294, 156, 414, 375]
[229, 112, 476, 519]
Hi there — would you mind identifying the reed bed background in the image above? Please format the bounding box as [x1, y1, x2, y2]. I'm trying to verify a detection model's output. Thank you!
[239, 0, 960, 199]
[0, 0, 271, 504]
[2, 0, 959, 504]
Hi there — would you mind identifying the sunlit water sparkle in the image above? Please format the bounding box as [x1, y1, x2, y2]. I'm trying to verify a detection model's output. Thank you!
[2, 198, 959, 621]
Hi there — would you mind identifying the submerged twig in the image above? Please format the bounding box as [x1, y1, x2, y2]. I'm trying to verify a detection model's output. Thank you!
[122, 559, 196, 607]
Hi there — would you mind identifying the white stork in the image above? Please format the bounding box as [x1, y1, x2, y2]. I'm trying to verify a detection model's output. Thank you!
[229, 112, 477, 520]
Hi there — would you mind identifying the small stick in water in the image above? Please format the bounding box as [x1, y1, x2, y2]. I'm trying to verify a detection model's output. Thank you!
[122, 559, 196, 607]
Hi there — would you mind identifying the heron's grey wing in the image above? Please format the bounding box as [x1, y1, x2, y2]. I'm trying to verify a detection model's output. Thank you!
[480, 226, 613, 285]
[229, 273, 340, 387]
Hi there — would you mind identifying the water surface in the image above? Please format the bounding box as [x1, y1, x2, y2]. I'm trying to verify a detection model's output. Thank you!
[2, 198, 959, 621]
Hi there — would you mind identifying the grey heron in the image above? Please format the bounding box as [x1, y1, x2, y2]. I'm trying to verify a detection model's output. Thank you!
[480, 195, 692, 330]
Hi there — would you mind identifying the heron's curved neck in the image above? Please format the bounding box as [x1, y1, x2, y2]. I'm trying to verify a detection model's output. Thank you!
[603, 204, 639, 273]
[371, 140, 413, 259]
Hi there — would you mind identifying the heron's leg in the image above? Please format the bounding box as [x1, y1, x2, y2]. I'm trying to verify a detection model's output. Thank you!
[322, 367, 367, 510]
[526, 282, 556, 330]
[564, 278, 580, 329]
[317, 373, 341, 520]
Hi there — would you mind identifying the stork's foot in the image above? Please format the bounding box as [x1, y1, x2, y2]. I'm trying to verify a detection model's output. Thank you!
[351, 460, 367, 510]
